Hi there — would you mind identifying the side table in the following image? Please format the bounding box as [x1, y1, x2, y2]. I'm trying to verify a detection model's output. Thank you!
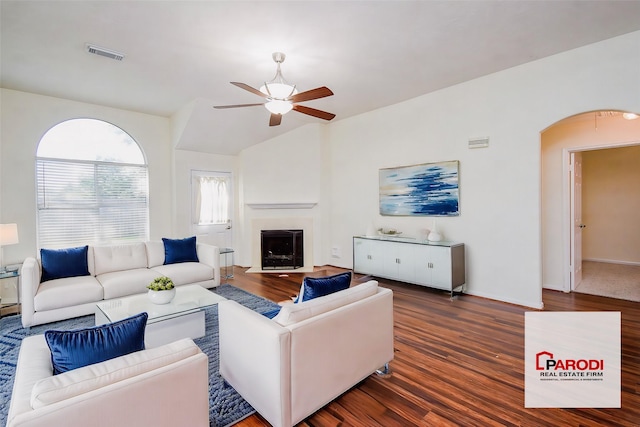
[220, 248, 234, 283]
[0, 265, 21, 317]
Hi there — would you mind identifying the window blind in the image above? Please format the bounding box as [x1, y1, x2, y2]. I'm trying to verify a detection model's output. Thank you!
[36, 158, 149, 248]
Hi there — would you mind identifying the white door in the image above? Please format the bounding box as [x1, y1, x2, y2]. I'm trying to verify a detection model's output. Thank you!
[382, 241, 415, 282]
[353, 238, 370, 273]
[353, 238, 384, 276]
[413, 245, 450, 289]
[191, 170, 233, 249]
[414, 245, 433, 286]
[429, 246, 452, 290]
[382, 242, 401, 279]
[396, 243, 416, 283]
[570, 152, 583, 290]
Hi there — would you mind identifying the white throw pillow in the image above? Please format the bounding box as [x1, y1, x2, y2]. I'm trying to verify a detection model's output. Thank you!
[273, 280, 378, 326]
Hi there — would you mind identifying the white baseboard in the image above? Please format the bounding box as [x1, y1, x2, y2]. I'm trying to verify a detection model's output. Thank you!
[583, 258, 640, 267]
[246, 266, 315, 274]
[543, 283, 566, 292]
[463, 288, 544, 310]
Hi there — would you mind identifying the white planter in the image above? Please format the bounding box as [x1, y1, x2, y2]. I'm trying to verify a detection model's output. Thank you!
[147, 288, 176, 305]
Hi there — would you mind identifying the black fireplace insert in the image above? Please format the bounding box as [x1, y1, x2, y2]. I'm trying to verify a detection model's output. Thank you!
[261, 229, 303, 270]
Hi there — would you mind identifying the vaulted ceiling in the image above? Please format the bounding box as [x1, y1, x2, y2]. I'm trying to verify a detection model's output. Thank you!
[2, 1, 640, 155]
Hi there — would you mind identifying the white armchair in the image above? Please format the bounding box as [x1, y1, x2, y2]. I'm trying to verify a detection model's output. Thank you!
[7, 337, 209, 427]
[219, 281, 394, 427]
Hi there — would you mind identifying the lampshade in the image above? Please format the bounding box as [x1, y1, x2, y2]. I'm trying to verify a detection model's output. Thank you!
[259, 82, 298, 100]
[0, 223, 19, 246]
[264, 100, 294, 115]
[258, 53, 298, 116]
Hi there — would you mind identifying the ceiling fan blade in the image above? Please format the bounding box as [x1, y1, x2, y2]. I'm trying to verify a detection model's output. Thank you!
[292, 104, 336, 121]
[213, 103, 264, 109]
[269, 114, 282, 127]
[289, 86, 333, 103]
[231, 82, 268, 98]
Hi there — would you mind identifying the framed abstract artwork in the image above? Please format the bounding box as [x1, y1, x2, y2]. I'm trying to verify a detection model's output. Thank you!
[379, 160, 460, 216]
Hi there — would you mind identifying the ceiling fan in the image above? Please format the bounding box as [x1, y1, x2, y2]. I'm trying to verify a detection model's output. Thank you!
[214, 52, 336, 127]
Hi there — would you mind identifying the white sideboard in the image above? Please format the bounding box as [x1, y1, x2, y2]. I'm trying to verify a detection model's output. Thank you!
[353, 236, 465, 296]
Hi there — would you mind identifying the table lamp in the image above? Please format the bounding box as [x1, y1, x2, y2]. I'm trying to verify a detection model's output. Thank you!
[0, 223, 19, 273]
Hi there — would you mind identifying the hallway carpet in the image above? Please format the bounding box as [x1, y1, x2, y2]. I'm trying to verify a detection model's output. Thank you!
[575, 261, 640, 302]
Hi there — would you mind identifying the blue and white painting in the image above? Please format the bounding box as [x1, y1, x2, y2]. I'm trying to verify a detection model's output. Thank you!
[379, 160, 459, 216]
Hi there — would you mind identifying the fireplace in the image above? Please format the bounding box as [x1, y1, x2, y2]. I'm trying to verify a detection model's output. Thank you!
[261, 229, 303, 270]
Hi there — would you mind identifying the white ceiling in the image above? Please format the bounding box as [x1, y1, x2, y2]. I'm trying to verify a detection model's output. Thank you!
[2, 1, 640, 155]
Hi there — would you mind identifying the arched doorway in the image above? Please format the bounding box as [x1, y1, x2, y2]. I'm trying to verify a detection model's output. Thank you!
[541, 110, 640, 301]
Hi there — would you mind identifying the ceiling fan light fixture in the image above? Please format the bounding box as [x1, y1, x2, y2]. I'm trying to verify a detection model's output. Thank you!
[265, 100, 293, 115]
[258, 52, 298, 100]
[259, 82, 298, 99]
[215, 52, 335, 126]
[622, 112, 639, 120]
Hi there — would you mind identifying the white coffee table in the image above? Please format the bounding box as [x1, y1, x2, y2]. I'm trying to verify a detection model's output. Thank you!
[95, 285, 227, 348]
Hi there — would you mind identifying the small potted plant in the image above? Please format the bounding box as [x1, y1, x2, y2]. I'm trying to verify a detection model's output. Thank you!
[147, 276, 176, 304]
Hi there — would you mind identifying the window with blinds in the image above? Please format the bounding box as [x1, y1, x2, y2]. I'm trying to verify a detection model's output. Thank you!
[36, 119, 149, 248]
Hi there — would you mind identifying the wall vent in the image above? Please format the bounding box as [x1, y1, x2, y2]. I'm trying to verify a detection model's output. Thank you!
[86, 44, 125, 61]
[596, 111, 620, 118]
[468, 137, 489, 149]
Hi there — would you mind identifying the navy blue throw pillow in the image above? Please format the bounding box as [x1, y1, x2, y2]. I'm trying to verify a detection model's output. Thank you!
[45, 312, 148, 375]
[299, 272, 352, 302]
[40, 246, 90, 283]
[162, 236, 199, 265]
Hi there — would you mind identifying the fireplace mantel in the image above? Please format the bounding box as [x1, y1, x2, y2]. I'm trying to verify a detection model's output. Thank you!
[246, 202, 317, 209]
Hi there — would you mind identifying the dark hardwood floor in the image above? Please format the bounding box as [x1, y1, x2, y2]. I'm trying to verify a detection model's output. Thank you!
[228, 266, 640, 427]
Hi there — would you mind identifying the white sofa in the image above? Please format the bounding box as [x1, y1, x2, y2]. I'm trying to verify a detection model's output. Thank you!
[20, 241, 220, 327]
[6, 336, 209, 427]
[218, 280, 394, 427]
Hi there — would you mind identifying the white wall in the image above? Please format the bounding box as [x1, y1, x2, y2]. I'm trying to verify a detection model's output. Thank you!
[322, 31, 639, 308]
[541, 115, 640, 290]
[172, 31, 640, 309]
[583, 145, 640, 264]
[0, 89, 173, 264]
[331, 32, 640, 307]
[236, 124, 330, 267]
[2, 31, 640, 309]
[228, 31, 639, 308]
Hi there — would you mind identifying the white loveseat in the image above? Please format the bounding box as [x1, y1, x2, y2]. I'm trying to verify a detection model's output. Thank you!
[6, 337, 209, 427]
[218, 280, 394, 427]
[20, 241, 220, 327]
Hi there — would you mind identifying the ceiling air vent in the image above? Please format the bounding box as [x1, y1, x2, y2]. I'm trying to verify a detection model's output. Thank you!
[86, 44, 125, 61]
[468, 137, 489, 149]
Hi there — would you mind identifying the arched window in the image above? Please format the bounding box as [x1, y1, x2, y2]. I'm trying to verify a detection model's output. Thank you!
[36, 118, 149, 248]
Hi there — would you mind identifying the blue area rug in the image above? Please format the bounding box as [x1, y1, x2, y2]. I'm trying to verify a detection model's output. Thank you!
[0, 284, 279, 427]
